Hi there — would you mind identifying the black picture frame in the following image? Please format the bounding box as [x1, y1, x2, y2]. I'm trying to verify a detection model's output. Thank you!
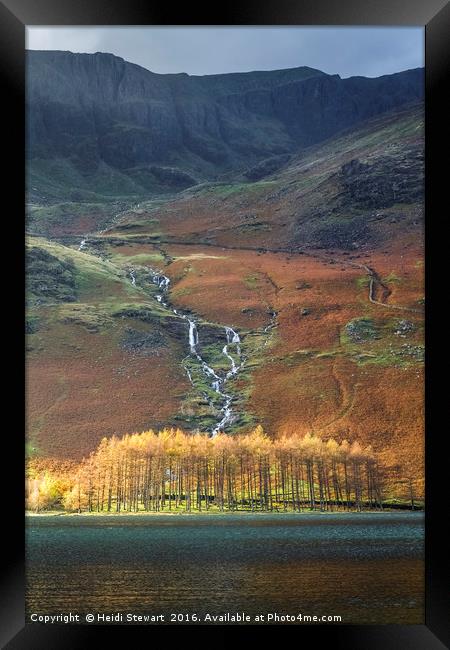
[2, 0, 448, 647]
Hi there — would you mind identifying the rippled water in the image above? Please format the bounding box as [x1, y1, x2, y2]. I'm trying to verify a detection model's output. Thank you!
[26, 512, 424, 624]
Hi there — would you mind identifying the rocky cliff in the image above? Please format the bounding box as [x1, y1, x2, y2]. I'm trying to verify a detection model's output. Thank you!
[26, 51, 424, 195]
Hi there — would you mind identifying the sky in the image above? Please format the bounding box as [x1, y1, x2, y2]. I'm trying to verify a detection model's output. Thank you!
[26, 26, 424, 78]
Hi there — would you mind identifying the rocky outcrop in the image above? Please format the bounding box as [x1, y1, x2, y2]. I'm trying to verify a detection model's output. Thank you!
[121, 327, 167, 355]
[244, 154, 292, 180]
[339, 148, 424, 209]
[26, 246, 77, 304]
[148, 166, 197, 188]
[310, 218, 372, 251]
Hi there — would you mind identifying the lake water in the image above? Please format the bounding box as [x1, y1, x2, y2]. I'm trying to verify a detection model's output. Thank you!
[26, 512, 424, 625]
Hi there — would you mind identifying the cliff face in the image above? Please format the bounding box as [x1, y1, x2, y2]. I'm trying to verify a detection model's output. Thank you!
[26, 50, 424, 186]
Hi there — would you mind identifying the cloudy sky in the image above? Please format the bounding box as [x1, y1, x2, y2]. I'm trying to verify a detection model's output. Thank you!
[26, 26, 424, 78]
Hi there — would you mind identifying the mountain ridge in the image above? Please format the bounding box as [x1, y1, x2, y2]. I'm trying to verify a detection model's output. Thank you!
[28, 49, 328, 82]
[27, 50, 424, 196]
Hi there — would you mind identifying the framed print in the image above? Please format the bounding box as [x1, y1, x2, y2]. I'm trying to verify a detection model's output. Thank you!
[1, 0, 449, 647]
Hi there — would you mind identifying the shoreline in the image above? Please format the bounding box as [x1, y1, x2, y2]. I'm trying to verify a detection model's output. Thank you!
[26, 508, 424, 517]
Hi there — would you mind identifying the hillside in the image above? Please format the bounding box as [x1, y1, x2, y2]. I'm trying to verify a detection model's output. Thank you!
[130, 103, 424, 252]
[26, 54, 424, 503]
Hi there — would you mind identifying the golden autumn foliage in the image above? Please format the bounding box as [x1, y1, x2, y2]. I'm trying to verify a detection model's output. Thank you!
[25, 427, 391, 513]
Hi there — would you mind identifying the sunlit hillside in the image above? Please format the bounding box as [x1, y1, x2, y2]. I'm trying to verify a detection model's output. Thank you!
[26, 57, 424, 505]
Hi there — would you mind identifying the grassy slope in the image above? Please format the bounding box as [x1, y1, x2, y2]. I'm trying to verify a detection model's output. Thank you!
[26, 237, 191, 459]
[90, 235, 423, 500]
[26, 105, 424, 501]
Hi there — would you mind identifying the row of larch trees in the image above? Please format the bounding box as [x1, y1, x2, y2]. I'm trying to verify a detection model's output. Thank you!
[26, 427, 384, 512]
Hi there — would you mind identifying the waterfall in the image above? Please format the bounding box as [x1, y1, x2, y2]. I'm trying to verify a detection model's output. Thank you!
[139, 266, 245, 436]
[225, 326, 241, 355]
[222, 344, 237, 375]
[188, 320, 198, 353]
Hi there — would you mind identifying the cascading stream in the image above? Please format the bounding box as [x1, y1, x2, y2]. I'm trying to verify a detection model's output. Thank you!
[75, 209, 279, 437]
[130, 267, 244, 436]
[223, 326, 243, 379]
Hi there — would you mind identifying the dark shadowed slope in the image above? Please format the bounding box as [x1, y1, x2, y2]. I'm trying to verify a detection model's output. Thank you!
[27, 50, 424, 201]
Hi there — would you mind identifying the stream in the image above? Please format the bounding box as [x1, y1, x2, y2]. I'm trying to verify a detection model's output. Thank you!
[76, 232, 269, 436]
[137, 267, 244, 436]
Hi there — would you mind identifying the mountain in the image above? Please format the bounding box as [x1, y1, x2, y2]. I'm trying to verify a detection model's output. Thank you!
[26, 50, 424, 201]
[25, 52, 424, 504]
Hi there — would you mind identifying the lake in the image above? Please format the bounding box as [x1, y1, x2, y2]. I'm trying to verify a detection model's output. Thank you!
[26, 512, 424, 625]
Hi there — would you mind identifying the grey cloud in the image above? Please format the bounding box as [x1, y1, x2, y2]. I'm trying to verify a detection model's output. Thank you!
[26, 26, 424, 78]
